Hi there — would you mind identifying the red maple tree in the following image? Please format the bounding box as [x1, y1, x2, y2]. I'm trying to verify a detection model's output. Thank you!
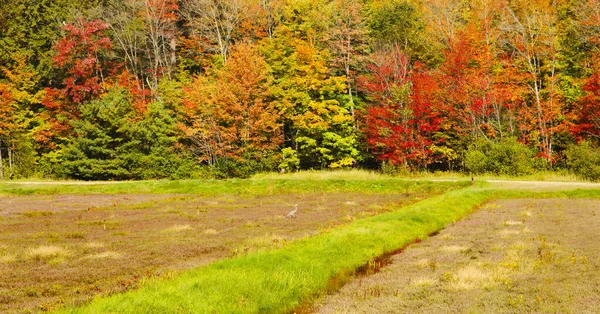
[360, 49, 443, 169]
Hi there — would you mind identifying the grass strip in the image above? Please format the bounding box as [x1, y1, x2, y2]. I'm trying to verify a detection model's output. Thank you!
[0, 178, 469, 196]
[58, 187, 494, 314]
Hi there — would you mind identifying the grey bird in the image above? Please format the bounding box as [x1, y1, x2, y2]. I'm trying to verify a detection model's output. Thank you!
[287, 204, 298, 218]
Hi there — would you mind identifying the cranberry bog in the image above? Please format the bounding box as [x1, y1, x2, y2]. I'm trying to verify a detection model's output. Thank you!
[0, 174, 466, 313]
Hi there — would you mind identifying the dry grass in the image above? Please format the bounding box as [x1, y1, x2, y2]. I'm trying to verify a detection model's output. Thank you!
[0, 253, 17, 264]
[160, 224, 193, 233]
[86, 251, 121, 260]
[26, 246, 70, 261]
[83, 242, 105, 249]
[520, 210, 532, 217]
[447, 265, 495, 290]
[253, 169, 388, 181]
[440, 245, 469, 253]
[503, 220, 523, 226]
[413, 258, 431, 269]
[233, 234, 288, 256]
[411, 276, 437, 287]
[500, 229, 521, 237]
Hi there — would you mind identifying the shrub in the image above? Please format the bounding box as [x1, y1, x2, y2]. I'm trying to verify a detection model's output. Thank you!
[278, 148, 300, 173]
[464, 150, 488, 174]
[208, 152, 279, 179]
[565, 141, 600, 181]
[379, 161, 411, 176]
[0, 134, 37, 179]
[464, 138, 533, 176]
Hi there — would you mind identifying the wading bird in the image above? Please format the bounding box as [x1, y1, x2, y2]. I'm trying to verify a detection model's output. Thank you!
[287, 204, 298, 218]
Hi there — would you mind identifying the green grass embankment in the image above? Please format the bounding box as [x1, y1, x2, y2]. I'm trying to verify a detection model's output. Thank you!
[0, 177, 469, 196]
[59, 187, 494, 313]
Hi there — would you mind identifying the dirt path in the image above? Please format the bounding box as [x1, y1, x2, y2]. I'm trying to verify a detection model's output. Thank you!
[315, 198, 600, 313]
[486, 179, 600, 190]
[1, 181, 131, 185]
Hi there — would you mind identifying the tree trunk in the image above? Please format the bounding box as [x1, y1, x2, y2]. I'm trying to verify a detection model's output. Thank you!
[8, 147, 12, 171]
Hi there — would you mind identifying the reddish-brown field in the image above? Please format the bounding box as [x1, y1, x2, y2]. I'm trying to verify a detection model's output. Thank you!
[316, 198, 600, 313]
[0, 192, 424, 313]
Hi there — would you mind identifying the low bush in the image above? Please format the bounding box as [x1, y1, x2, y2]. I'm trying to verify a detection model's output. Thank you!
[565, 141, 600, 182]
[207, 153, 279, 179]
[464, 138, 534, 176]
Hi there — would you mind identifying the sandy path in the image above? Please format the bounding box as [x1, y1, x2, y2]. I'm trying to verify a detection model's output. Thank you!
[485, 179, 600, 190]
[1, 181, 133, 185]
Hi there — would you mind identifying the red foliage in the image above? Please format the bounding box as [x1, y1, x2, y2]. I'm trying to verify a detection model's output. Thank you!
[145, 0, 179, 23]
[360, 49, 442, 169]
[435, 25, 522, 143]
[572, 72, 600, 140]
[438, 32, 490, 135]
[0, 85, 16, 138]
[52, 19, 114, 104]
[113, 70, 152, 114]
[36, 19, 120, 149]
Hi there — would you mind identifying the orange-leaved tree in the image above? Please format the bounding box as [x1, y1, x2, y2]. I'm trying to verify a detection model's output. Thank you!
[181, 43, 282, 168]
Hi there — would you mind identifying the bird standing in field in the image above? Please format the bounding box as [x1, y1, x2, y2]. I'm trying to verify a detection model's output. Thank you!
[287, 204, 298, 218]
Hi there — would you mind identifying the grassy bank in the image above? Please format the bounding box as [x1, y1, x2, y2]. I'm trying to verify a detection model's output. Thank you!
[58, 187, 494, 313]
[0, 176, 469, 196]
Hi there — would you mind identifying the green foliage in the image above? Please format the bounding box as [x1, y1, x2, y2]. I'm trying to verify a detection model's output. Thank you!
[278, 148, 300, 172]
[61, 88, 139, 180]
[464, 138, 534, 176]
[0, 0, 109, 86]
[61, 88, 192, 180]
[3, 0, 600, 180]
[0, 135, 37, 179]
[366, 0, 440, 65]
[464, 150, 488, 174]
[206, 154, 279, 179]
[565, 141, 600, 182]
[261, 28, 360, 169]
[379, 161, 411, 176]
[7, 136, 36, 179]
[37, 149, 67, 179]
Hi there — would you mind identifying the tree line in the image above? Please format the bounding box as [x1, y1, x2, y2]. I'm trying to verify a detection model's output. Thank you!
[2, 0, 600, 180]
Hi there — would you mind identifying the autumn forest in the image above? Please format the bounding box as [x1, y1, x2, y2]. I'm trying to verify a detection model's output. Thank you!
[2, 0, 600, 180]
